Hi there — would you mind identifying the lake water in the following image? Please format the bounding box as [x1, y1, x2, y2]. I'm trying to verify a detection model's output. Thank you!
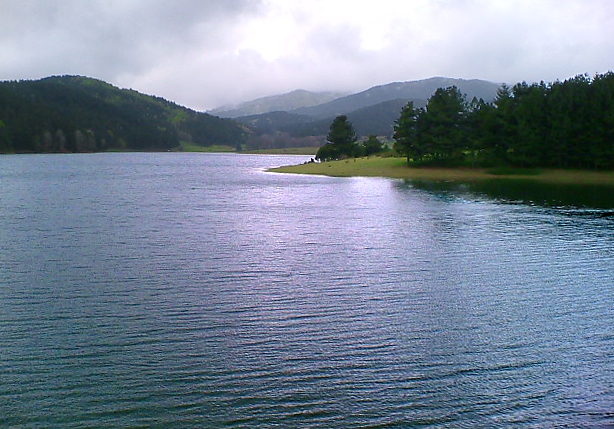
[1, 153, 613, 428]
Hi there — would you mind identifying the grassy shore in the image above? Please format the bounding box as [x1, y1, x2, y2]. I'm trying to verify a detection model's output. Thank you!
[241, 147, 319, 155]
[269, 156, 614, 186]
[177, 142, 318, 155]
[178, 142, 236, 152]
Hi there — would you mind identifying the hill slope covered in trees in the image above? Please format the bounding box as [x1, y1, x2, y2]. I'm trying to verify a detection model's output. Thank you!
[0, 76, 249, 153]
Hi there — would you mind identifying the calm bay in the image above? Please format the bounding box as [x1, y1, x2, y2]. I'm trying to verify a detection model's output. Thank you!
[1, 153, 613, 428]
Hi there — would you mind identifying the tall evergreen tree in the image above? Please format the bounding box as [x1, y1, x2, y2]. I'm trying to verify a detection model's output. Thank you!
[418, 86, 467, 162]
[393, 101, 420, 162]
[316, 115, 358, 161]
[588, 72, 614, 169]
[465, 97, 494, 167]
[509, 82, 549, 166]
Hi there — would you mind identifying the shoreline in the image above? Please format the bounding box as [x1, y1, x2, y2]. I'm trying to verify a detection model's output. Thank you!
[268, 156, 614, 186]
[0, 146, 318, 156]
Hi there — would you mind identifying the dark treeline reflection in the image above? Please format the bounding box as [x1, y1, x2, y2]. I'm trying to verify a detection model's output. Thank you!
[397, 179, 614, 210]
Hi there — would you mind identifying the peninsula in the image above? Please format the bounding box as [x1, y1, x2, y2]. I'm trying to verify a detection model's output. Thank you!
[269, 156, 614, 186]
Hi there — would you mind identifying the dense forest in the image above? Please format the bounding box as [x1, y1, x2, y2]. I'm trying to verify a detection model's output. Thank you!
[393, 72, 614, 169]
[0, 76, 249, 153]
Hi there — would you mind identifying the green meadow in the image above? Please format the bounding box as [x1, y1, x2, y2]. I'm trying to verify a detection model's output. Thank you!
[178, 142, 236, 152]
[269, 156, 614, 186]
[242, 147, 319, 155]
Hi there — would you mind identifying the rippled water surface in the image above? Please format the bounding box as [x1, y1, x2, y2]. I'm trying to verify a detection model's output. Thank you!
[1, 153, 614, 428]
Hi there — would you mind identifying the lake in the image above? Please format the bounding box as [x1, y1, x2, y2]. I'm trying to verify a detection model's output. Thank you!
[1, 153, 613, 428]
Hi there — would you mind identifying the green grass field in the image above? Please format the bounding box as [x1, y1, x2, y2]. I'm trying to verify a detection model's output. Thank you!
[242, 147, 319, 155]
[178, 142, 236, 152]
[178, 143, 318, 155]
[269, 156, 614, 186]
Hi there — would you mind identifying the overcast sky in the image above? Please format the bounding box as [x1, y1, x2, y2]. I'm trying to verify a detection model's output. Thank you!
[1, 0, 612, 110]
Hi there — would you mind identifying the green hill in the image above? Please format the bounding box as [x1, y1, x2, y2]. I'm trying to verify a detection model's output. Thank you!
[0, 76, 249, 153]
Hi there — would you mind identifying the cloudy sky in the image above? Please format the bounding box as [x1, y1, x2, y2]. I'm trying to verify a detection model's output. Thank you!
[1, 0, 612, 110]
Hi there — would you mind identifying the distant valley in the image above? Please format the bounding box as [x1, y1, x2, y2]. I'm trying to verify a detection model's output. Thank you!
[212, 77, 501, 150]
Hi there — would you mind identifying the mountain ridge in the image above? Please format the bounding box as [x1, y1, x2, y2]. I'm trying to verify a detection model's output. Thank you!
[291, 77, 500, 119]
[210, 89, 346, 118]
[212, 77, 501, 120]
[235, 77, 501, 145]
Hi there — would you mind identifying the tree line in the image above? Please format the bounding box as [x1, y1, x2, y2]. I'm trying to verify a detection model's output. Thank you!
[317, 72, 614, 170]
[315, 115, 386, 161]
[394, 72, 614, 169]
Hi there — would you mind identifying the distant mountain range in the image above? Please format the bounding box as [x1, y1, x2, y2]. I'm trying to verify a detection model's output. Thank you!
[293, 77, 500, 119]
[215, 77, 502, 145]
[209, 89, 346, 118]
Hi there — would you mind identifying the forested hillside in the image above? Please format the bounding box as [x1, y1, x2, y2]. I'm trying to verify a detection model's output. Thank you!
[0, 76, 249, 153]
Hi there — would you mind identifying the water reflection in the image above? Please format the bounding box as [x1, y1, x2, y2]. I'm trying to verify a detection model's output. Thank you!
[396, 179, 614, 210]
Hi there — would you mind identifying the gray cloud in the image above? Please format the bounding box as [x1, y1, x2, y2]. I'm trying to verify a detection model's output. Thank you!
[1, 0, 613, 110]
[0, 0, 260, 79]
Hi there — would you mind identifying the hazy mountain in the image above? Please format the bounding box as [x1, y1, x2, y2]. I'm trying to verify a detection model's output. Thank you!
[234, 111, 314, 134]
[233, 77, 501, 144]
[274, 98, 428, 138]
[0, 75, 249, 153]
[210, 89, 346, 118]
[292, 77, 501, 119]
[236, 97, 429, 140]
[345, 98, 428, 137]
